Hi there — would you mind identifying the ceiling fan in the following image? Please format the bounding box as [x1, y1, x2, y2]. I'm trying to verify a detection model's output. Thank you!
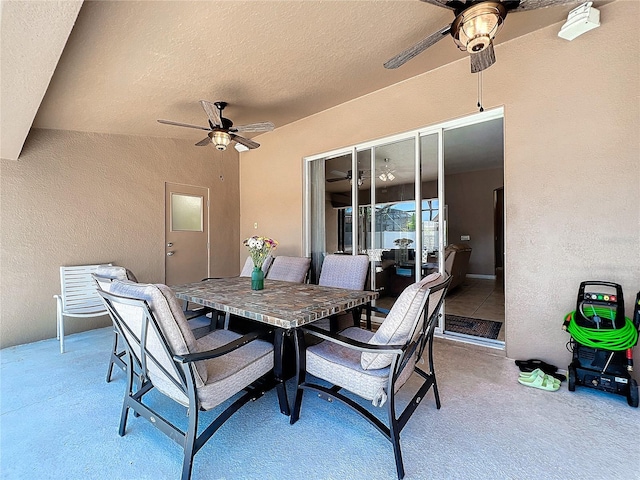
[327, 170, 368, 186]
[158, 100, 274, 151]
[384, 0, 577, 73]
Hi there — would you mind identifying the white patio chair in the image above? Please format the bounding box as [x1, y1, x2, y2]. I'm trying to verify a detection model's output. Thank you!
[55, 263, 112, 353]
[290, 273, 451, 479]
[98, 280, 274, 480]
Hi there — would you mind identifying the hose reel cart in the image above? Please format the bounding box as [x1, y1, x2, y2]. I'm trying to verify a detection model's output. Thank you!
[562, 281, 639, 407]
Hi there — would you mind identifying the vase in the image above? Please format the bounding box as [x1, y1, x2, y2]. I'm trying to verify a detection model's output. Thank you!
[251, 265, 264, 291]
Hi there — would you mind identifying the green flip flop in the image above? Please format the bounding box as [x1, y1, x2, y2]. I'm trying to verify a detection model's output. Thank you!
[519, 369, 561, 388]
[518, 372, 560, 391]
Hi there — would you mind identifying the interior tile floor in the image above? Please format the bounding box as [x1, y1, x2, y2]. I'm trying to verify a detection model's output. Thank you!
[375, 275, 505, 341]
[444, 276, 505, 341]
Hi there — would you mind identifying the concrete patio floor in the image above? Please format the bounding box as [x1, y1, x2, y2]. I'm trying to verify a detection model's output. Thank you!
[1, 327, 638, 479]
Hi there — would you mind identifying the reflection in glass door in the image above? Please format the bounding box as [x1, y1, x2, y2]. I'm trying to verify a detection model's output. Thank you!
[367, 138, 417, 309]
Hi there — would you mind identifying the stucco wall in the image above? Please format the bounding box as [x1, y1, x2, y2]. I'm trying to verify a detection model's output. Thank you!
[240, 1, 639, 369]
[0, 128, 240, 348]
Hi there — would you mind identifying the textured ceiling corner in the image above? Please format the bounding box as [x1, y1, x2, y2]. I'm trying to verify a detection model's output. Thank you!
[0, 0, 83, 161]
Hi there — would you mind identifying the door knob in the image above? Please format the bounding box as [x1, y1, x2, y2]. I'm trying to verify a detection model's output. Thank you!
[167, 242, 173, 247]
[167, 251, 175, 256]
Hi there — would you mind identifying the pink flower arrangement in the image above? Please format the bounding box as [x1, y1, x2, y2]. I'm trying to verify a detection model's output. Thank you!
[243, 236, 278, 268]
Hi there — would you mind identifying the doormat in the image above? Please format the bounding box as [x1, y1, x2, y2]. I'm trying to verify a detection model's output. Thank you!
[445, 315, 502, 340]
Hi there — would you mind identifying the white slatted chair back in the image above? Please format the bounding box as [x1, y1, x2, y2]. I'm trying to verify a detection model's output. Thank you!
[54, 263, 111, 353]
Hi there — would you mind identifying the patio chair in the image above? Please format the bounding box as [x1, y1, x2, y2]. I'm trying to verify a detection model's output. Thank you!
[290, 273, 450, 479]
[98, 280, 274, 480]
[314, 254, 370, 332]
[239, 254, 274, 277]
[92, 265, 138, 382]
[55, 263, 113, 354]
[266, 256, 311, 283]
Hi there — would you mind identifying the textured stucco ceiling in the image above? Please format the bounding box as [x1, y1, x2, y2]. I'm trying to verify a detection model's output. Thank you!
[3, 0, 603, 160]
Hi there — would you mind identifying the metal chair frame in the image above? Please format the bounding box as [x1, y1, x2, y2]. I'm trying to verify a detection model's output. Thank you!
[98, 288, 273, 480]
[290, 276, 450, 479]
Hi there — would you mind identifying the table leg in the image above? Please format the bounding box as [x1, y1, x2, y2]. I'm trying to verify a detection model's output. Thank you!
[273, 328, 291, 416]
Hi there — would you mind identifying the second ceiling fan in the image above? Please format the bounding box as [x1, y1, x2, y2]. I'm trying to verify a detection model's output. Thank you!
[384, 0, 577, 73]
[158, 100, 274, 151]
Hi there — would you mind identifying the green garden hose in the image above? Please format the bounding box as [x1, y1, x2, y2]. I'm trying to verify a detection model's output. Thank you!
[565, 307, 638, 351]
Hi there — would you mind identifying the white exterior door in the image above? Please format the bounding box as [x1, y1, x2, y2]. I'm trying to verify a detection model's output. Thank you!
[165, 182, 209, 285]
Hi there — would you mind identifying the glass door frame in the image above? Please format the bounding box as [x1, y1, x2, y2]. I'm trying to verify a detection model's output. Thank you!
[303, 107, 504, 334]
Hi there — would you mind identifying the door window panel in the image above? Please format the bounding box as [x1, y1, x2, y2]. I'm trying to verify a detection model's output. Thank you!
[171, 193, 203, 232]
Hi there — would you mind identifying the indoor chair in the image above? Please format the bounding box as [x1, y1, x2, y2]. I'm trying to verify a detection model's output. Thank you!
[98, 280, 274, 480]
[290, 273, 450, 479]
[266, 256, 311, 283]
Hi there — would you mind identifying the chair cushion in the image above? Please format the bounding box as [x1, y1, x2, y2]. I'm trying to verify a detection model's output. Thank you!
[95, 265, 138, 282]
[361, 273, 441, 370]
[318, 254, 369, 290]
[239, 255, 273, 277]
[306, 327, 391, 405]
[110, 280, 207, 387]
[195, 329, 274, 410]
[266, 256, 310, 283]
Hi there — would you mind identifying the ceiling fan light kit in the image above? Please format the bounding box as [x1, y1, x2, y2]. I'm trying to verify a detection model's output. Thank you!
[212, 131, 231, 151]
[558, 2, 600, 41]
[451, 1, 506, 54]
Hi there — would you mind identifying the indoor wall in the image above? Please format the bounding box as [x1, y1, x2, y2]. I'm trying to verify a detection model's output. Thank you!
[240, 1, 639, 371]
[445, 168, 504, 276]
[0, 128, 240, 348]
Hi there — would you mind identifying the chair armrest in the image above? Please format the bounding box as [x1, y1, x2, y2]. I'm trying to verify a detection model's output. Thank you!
[302, 324, 404, 355]
[173, 329, 273, 363]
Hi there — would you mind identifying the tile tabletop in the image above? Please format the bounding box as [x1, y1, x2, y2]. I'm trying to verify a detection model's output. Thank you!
[172, 276, 378, 329]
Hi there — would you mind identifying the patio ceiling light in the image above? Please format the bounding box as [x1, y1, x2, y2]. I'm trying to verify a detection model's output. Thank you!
[451, 1, 506, 54]
[212, 131, 231, 151]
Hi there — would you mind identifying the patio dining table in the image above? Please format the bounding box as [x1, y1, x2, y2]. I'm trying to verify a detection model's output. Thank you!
[172, 276, 378, 416]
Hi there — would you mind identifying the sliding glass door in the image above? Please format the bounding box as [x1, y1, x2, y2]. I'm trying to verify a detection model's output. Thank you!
[304, 108, 504, 340]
